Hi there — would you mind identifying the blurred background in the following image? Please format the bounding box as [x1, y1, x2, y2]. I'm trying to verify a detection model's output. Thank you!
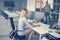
[0, 0, 60, 40]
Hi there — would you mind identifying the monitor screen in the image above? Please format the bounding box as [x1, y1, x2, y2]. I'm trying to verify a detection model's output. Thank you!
[4, 1, 14, 7]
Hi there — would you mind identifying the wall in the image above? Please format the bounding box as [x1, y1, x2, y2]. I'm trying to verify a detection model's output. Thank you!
[27, 0, 35, 11]
[0, 0, 27, 11]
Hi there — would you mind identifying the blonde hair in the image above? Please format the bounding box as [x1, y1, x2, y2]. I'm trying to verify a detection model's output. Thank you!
[19, 9, 28, 18]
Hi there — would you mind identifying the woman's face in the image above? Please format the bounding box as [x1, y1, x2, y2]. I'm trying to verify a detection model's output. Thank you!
[21, 10, 28, 17]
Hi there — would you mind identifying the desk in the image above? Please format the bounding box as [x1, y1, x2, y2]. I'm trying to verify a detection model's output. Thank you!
[48, 29, 60, 38]
[29, 21, 50, 40]
[4, 11, 20, 17]
[30, 22, 50, 34]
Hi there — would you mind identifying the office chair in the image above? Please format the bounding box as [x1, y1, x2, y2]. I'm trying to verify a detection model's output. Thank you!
[49, 13, 59, 27]
[26, 11, 34, 20]
[0, 10, 8, 19]
[9, 17, 18, 40]
[9, 17, 15, 31]
[34, 12, 44, 22]
[45, 33, 57, 40]
[9, 17, 27, 40]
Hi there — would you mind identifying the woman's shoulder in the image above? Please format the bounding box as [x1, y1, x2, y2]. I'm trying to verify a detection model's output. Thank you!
[19, 17, 27, 21]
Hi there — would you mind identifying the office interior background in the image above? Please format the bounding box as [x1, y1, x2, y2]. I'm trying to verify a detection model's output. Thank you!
[0, 0, 60, 40]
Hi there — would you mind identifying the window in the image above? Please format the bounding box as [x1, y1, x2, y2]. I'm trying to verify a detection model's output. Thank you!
[36, 0, 44, 8]
[53, 0, 60, 13]
[36, 0, 44, 11]
[4, 1, 15, 11]
[35, 0, 53, 12]
[4, 1, 14, 7]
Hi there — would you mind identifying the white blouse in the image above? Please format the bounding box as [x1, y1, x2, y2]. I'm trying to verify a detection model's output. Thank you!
[18, 17, 31, 35]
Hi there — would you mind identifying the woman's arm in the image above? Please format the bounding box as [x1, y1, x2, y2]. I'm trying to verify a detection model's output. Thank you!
[24, 19, 34, 36]
[24, 19, 32, 27]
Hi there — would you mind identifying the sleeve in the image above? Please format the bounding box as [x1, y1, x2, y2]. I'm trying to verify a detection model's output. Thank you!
[24, 19, 32, 27]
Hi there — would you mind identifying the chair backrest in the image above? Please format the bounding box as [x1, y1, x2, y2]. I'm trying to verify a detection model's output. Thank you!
[34, 12, 44, 21]
[9, 17, 15, 31]
[0, 10, 8, 19]
[0, 11, 12, 35]
[26, 11, 35, 19]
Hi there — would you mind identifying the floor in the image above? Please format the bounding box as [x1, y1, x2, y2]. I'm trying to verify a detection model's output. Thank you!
[0, 35, 12, 40]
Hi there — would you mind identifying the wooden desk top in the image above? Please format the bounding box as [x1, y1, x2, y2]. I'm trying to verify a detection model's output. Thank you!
[29, 22, 50, 34]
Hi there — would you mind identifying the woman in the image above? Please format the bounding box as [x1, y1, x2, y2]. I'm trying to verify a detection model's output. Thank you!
[17, 9, 32, 40]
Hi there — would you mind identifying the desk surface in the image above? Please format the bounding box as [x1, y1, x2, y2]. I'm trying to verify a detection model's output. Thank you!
[49, 32, 60, 38]
[48, 29, 60, 38]
[29, 22, 50, 34]
[4, 11, 20, 17]
[29, 22, 60, 38]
